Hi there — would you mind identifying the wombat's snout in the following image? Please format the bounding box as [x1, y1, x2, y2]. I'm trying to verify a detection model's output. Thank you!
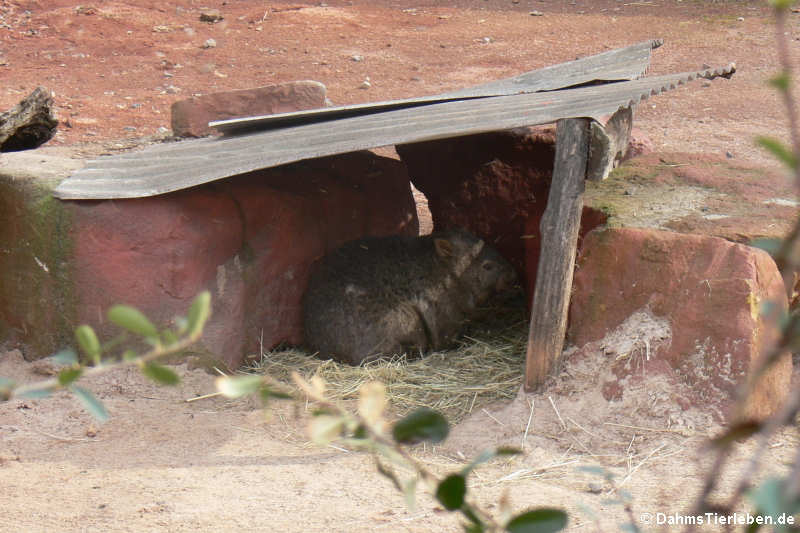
[478, 252, 518, 294]
[497, 266, 518, 292]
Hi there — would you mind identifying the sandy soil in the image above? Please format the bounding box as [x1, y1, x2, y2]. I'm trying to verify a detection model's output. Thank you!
[1, 1, 799, 532]
[1, 314, 796, 533]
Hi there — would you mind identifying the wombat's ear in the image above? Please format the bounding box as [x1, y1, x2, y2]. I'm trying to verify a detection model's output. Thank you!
[434, 238, 454, 259]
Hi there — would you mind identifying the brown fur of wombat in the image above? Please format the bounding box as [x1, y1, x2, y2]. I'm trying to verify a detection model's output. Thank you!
[302, 229, 518, 365]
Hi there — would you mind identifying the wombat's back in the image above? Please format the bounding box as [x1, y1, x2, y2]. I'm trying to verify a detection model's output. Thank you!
[302, 230, 516, 365]
[303, 234, 446, 364]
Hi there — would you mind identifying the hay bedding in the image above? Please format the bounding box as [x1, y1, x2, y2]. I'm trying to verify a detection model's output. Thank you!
[246, 300, 528, 422]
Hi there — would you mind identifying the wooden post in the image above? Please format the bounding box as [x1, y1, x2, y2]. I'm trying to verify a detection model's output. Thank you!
[525, 118, 589, 391]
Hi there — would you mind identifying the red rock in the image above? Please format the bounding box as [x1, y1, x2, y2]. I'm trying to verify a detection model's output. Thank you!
[625, 127, 654, 160]
[0, 150, 417, 369]
[170, 81, 328, 138]
[568, 227, 790, 421]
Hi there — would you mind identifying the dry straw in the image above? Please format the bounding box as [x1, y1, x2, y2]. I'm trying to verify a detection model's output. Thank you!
[245, 302, 527, 422]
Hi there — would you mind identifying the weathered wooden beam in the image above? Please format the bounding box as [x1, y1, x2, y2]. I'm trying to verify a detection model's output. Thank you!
[525, 117, 589, 391]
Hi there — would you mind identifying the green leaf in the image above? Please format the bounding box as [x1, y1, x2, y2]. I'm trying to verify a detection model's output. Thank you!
[462, 447, 521, 476]
[750, 238, 783, 258]
[260, 387, 292, 402]
[216, 375, 265, 398]
[352, 424, 368, 440]
[495, 446, 522, 456]
[141, 363, 180, 385]
[746, 516, 764, 533]
[309, 414, 345, 445]
[58, 367, 83, 387]
[186, 291, 212, 336]
[392, 407, 449, 444]
[121, 349, 138, 362]
[617, 489, 633, 502]
[161, 329, 178, 345]
[108, 305, 159, 339]
[403, 478, 418, 512]
[70, 385, 109, 422]
[75, 325, 101, 364]
[464, 524, 485, 533]
[173, 316, 189, 335]
[769, 72, 791, 92]
[17, 387, 53, 399]
[436, 474, 467, 511]
[0, 376, 15, 399]
[746, 477, 800, 531]
[461, 506, 484, 526]
[756, 136, 798, 170]
[577, 465, 614, 478]
[769, 0, 794, 10]
[50, 348, 78, 365]
[506, 509, 568, 533]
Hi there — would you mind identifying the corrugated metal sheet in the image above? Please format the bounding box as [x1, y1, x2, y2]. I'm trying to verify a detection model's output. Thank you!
[210, 39, 662, 135]
[54, 64, 735, 200]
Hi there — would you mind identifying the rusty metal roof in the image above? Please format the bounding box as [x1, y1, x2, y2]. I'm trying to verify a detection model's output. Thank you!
[53, 42, 735, 200]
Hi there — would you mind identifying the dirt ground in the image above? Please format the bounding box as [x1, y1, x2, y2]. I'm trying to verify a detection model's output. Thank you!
[1, 0, 800, 532]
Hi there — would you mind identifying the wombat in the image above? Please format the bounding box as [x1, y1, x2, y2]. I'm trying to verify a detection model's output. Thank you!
[302, 228, 517, 365]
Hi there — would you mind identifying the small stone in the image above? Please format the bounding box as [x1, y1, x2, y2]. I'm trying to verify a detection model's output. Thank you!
[199, 9, 223, 23]
[587, 483, 603, 494]
[359, 77, 372, 89]
[164, 85, 181, 94]
[75, 5, 97, 15]
[203, 38, 217, 49]
[170, 81, 328, 137]
[726, 151, 734, 159]
[350, 54, 364, 62]
[153, 25, 173, 33]
[156, 126, 170, 135]
[737, 16, 744, 21]
[529, 10, 544, 16]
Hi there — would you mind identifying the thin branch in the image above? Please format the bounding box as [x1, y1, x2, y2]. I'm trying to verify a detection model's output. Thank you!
[6, 326, 205, 401]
